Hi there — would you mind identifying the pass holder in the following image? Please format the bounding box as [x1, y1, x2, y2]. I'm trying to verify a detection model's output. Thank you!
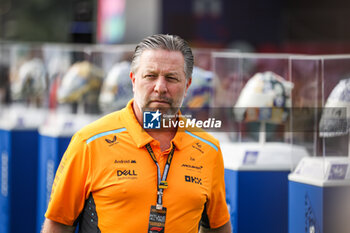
[159, 181, 168, 189]
[148, 205, 167, 233]
[156, 190, 164, 210]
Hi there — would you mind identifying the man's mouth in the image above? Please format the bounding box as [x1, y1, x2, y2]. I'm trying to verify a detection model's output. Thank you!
[152, 100, 169, 104]
[149, 99, 171, 105]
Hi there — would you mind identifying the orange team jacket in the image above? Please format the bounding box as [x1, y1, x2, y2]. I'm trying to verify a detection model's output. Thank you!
[45, 99, 230, 233]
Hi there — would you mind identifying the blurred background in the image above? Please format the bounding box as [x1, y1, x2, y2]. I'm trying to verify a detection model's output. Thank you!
[1, 0, 350, 53]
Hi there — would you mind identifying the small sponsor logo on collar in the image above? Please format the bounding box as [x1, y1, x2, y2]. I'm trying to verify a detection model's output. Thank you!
[105, 135, 118, 146]
[192, 142, 204, 154]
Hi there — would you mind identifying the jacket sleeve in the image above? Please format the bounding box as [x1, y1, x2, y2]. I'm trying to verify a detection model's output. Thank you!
[202, 146, 230, 229]
[45, 132, 92, 226]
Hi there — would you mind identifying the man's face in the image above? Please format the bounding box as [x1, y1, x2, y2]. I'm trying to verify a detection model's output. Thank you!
[130, 49, 191, 116]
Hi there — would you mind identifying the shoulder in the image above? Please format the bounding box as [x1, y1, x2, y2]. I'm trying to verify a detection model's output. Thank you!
[178, 115, 220, 152]
[74, 110, 126, 143]
[183, 129, 220, 152]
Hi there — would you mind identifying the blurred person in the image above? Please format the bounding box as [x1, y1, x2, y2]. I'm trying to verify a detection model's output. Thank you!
[0, 64, 10, 105]
[41, 34, 231, 233]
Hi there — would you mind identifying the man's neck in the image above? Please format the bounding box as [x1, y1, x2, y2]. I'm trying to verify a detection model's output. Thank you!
[147, 129, 176, 152]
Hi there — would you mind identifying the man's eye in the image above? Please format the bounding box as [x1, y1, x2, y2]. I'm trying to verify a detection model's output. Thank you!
[145, 74, 156, 78]
[167, 76, 178, 81]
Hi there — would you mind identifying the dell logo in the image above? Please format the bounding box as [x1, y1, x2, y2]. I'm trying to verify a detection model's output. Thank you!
[117, 170, 137, 176]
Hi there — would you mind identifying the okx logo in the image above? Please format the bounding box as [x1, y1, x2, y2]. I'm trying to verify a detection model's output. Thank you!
[143, 110, 161, 129]
[185, 175, 202, 185]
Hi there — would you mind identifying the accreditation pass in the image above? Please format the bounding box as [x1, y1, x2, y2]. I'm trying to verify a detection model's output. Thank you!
[148, 205, 167, 233]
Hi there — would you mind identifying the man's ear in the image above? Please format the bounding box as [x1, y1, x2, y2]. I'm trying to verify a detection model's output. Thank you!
[130, 72, 135, 92]
[184, 77, 192, 97]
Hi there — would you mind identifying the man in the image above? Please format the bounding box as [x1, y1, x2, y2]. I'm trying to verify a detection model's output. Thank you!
[42, 34, 231, 233]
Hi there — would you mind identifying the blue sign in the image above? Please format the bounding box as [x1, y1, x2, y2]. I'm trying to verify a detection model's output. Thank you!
[243, 151, 259, 165]
[328, 164, 348, 180]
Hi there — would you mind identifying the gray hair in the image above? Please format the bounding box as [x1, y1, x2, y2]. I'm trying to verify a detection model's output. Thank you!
[131, 34, 194, 79]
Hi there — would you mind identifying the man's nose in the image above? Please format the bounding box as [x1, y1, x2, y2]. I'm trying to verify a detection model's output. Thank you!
[154, 76, 167, 94]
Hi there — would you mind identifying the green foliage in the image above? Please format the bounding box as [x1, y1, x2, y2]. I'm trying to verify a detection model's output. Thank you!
[2, 0, 95, 42]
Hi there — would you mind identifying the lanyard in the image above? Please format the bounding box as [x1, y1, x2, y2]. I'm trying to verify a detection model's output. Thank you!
[145, 142, 176, 210]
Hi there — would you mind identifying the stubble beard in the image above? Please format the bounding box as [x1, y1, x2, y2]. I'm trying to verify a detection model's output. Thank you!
[142, 96, 181, 116]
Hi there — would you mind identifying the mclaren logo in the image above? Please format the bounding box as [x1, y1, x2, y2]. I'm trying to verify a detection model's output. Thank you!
[185, 175, 202, 185]
[181, 164, 203, 171]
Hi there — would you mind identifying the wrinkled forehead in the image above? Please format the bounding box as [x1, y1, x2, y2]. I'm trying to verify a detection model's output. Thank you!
[138, 49, 186, 73]
[140, 49, 184, 61]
